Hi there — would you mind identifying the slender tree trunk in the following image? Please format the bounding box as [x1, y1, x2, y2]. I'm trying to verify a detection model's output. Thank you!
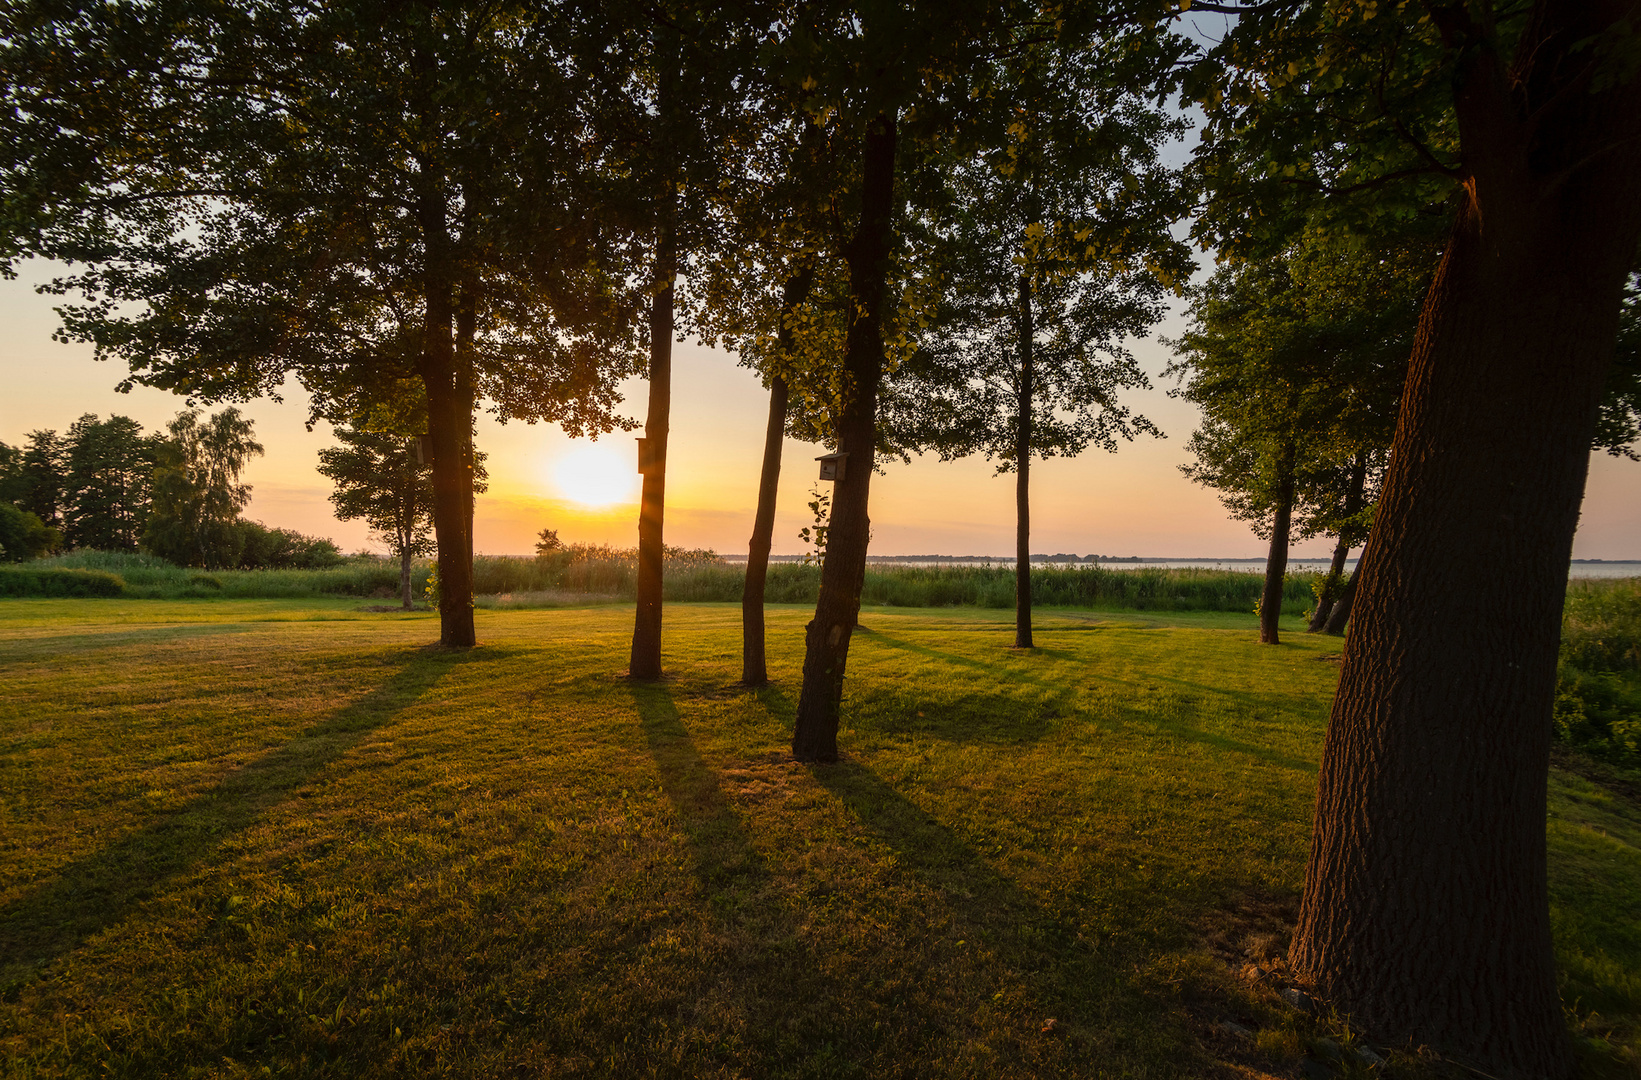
[1321, 560, 1357, 636]
[1259, 444, 1295, 645]
[791, 114, 896, 763]
[742, 267, 816, 686]
[1308, 452, 1367, 632]
[1014, 270, 1035, 649]
[629, 28, 679, 681]
[421, 359, 476, 647]
[456, 284, 478, 582]
[400, 546, 413, 610]
[742, 375, 788, 685]
[1291, 5, 1641, 1074]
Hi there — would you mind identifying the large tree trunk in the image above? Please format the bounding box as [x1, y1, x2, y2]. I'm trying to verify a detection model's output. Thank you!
[742, 267, 816, 686]
[629, 28, 679, 681]
[1258, 444, 1295, 645]
[1014, 270, 1035, 649]
[1308, 452, 1366, 632]
[1290, 5, 1641, 1075]
[791, 114, 896, 763]
[421, 353, 476, 648]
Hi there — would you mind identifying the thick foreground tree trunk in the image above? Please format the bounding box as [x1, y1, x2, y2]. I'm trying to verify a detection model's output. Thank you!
[791, 114, 896, 763]
[421, 353, 476, 648]
[1291, 5, 1641, 1075]
[742, 268, 816, 685]
[1014, 271, 1035, 649]
[1258, 446, 1295, 645]
[629, 248, 674, 679]
[629, 32, 679, 681]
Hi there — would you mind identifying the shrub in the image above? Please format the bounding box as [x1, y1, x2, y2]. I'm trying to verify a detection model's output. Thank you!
[237, 521, 345, 569]
[0, 503, 59, 562]
[0, 565, 125, 597]
[1555, 578, 1641, 765]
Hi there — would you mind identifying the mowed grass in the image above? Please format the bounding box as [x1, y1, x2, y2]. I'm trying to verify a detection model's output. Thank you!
[0, 600, 1636, 1078]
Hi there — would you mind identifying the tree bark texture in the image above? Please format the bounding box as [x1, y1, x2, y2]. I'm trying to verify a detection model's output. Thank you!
[420, 339, 476, 648]
[1308, 453, 1366, 632]
[1259, 444, 1295, 645]
[791, 114, 897, 762]
[742, 267, 816, 685]
[1014, 271, 1035, 649]
[1291, 5, 1641, 1075]
[400, 548, 414, 610]
[629, 30, 679, 681]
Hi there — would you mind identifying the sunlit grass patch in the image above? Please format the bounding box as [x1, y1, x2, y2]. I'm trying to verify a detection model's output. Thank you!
[0, 600, 1634, 1078]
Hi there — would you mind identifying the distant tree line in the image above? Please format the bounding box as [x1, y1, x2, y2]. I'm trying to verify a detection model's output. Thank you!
[0, 409, 340, 569]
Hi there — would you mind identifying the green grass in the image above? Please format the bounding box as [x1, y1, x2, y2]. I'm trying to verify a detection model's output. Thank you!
[0, 600, 1635, 1078]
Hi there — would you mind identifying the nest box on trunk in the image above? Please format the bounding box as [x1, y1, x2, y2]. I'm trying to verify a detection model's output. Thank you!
[815, 452, 848, 482]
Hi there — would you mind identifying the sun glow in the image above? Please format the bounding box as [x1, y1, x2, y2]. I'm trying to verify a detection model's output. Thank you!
[554, 442, 638, 507]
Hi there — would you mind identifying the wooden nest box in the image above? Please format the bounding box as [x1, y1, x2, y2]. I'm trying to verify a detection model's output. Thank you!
[815, 452, 848, 482]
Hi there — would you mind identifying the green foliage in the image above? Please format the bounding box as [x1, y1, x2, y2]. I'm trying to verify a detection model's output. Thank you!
[0, 429, 67, 527]
[0, 565, 124, 597]
[797, 487, 831, 566]
[1595, 269, 1641, 459]
[1170, 228, 1429, 543]
[1556, 579, 1641, 765]
[316, 428, 435, 564]
[142, 408, 263, 569]
[60, 413, 160, 552]
[235, 521, 343, 570]
[0, 503, 58, 562]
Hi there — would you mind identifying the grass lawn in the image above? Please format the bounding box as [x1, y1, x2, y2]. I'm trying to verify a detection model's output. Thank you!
[0, 599, 1635, 1078]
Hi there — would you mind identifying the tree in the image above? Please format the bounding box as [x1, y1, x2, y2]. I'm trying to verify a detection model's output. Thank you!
[317, 427, 436, 608]
[142, 408, 263, 569]
[60, 414, 160, 552]
[1170, 231, 1425, 644]
[1188, 2, 1641, 1073]
[2, 1, 643, 647]
[0, 430, 67, 528]
[885, 33, 1187, 648]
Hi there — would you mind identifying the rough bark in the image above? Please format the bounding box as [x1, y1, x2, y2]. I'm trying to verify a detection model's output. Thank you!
[742, 267, 816, 686]
[1014, 270, 1035, 649]
[421, 349, 476, 648]
[1308, 452, 1366, 632]
[791, 114, 896, 762]
[1290, 4, 1641, 1075]
[629, 29, 679, 681]
[400, 547, 413, 610]
[1258, 444, 1295, 645]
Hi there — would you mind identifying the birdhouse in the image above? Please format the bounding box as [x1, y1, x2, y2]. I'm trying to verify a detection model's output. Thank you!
[816, 452, 848, 482]
[414, 435, 432, 465]
[636, 437, 658, 475]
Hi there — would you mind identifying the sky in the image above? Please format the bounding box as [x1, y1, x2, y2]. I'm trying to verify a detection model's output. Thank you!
[3, 265, 1639, 561]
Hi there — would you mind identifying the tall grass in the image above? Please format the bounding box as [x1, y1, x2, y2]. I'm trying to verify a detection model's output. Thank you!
[16, 549, 1323, 613]
[37, 550, 425, 600]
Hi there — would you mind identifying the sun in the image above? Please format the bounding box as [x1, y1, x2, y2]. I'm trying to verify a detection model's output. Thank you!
[554, 442, 637, 507]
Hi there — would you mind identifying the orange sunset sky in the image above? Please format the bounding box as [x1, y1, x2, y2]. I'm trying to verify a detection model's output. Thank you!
[3, 266, 1638, 561]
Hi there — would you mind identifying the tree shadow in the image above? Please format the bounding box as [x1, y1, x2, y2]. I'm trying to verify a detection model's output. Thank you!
[629, 682, 767, 900]
[0, 646, 474, 990]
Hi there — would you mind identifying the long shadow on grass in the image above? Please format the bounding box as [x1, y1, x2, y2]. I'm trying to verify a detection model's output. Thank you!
[0, 646, 474, 990]
[630, 683, 767, 901]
